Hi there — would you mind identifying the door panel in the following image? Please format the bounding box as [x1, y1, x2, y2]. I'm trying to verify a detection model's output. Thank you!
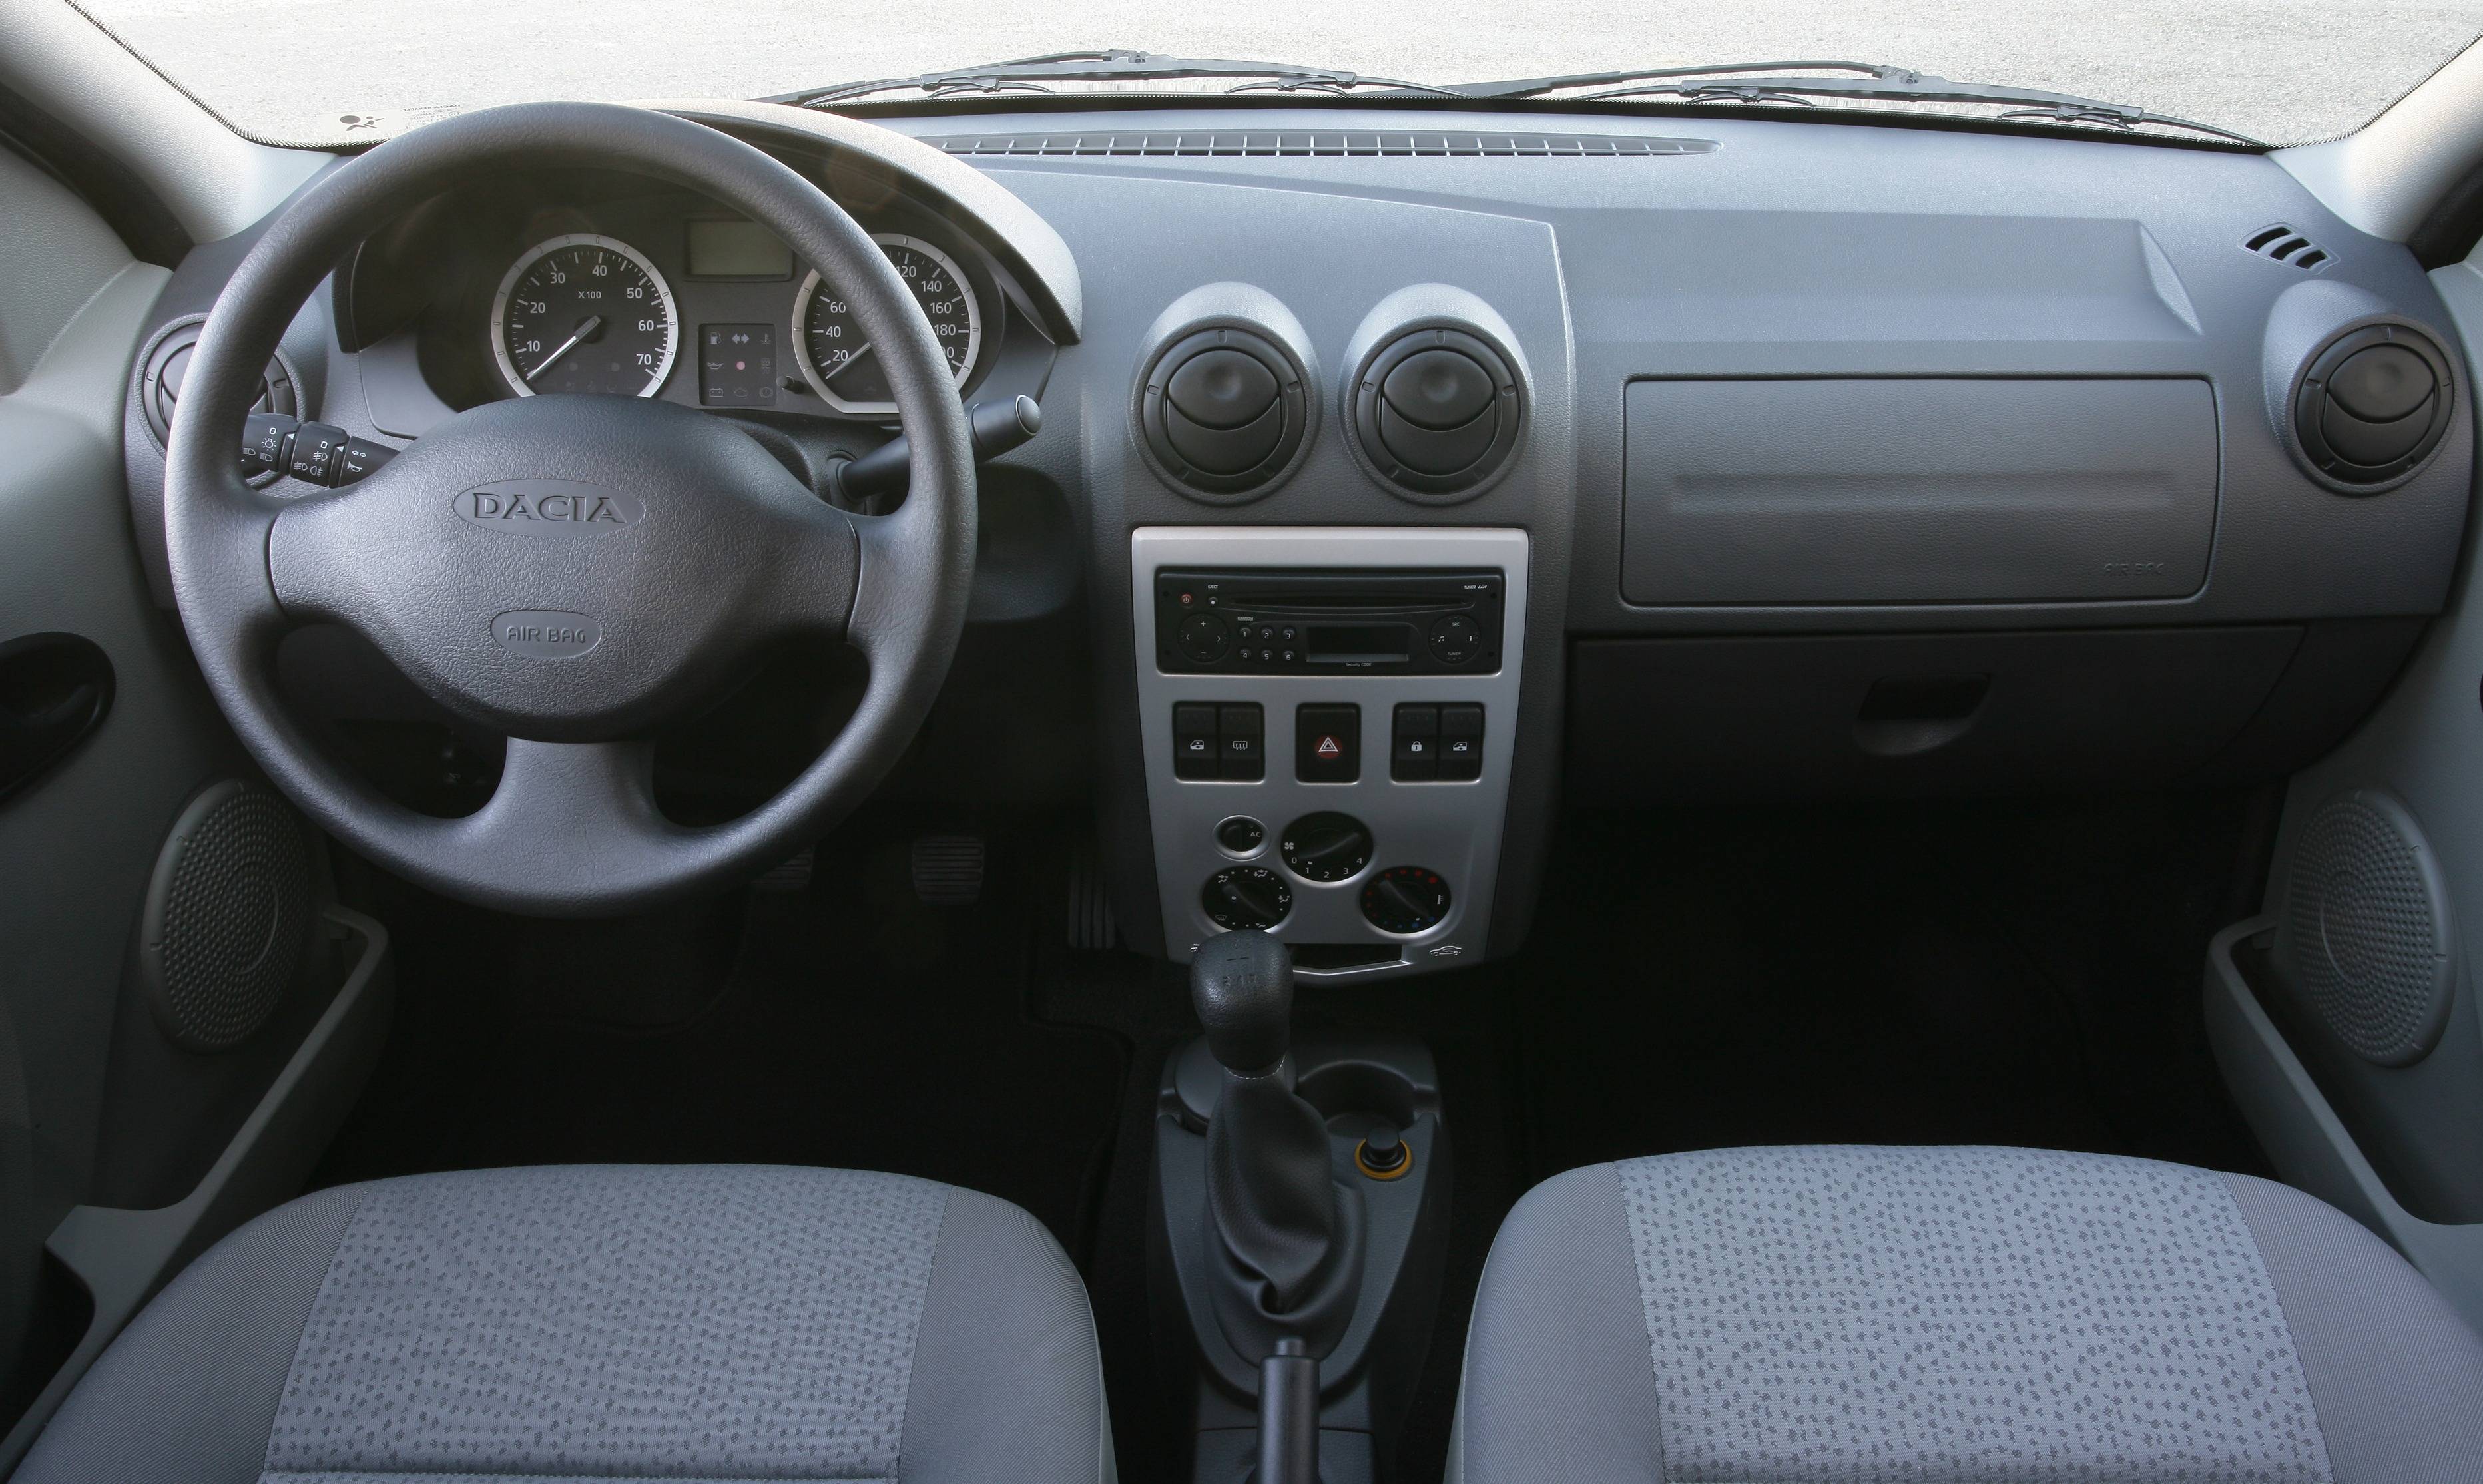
[2225, 237, 2483, 1332]
[0, 145, 247, 1367]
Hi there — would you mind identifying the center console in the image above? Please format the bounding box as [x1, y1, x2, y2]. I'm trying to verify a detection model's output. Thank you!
[1129, 526, 1530, 977]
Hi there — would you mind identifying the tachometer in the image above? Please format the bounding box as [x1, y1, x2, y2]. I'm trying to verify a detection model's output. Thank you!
[491, 234, 677, 398]
[792, 234, 981, 413]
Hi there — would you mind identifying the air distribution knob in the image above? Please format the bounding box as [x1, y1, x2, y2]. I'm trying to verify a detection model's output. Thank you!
[1203, 866, 1292, 931]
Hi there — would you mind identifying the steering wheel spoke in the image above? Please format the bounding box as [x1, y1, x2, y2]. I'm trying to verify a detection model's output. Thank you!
[458, 737, 670, 862]
[763, 492, 868, 640]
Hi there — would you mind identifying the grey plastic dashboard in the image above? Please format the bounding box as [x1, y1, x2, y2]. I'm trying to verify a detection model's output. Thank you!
[117, 100, 2475, 961]
[891, 107, 2466, 620]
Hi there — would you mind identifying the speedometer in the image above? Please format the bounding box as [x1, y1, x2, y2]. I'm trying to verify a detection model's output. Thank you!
[792, 234, 981, 414]
[490, 234, 677, 398]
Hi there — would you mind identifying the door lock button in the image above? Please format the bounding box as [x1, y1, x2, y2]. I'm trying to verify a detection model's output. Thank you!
[1391, 705, 1440, 782]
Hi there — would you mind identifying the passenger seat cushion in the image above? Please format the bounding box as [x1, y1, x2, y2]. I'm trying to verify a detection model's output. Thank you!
[2225, 1172, 2483, 1484]
[1454, 1145, 2483, 1484]
[17, 1164, 1109, 1484]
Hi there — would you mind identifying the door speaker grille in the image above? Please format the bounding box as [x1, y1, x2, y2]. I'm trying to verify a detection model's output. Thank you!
[2277, 789, 2454, 1066]
[139, 781, 314, 1052]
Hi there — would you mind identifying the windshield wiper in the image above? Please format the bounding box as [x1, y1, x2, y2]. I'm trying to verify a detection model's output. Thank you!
[774, 49, 1461, 108]
[1441, 60, 2261, 146]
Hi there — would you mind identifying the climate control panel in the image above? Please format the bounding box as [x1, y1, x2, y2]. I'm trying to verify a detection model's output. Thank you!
[1196, 810, 1451, 937]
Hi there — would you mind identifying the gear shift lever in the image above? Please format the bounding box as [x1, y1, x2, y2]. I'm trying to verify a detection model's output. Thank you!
[1189, 933, 1362, 1356]
[1192, 928, 1296, 1073]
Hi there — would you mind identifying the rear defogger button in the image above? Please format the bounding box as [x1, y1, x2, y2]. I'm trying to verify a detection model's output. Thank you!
[1296, 704, 1360, 784]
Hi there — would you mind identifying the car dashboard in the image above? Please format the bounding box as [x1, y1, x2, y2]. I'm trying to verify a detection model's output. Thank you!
[116, 101, 2476, 983]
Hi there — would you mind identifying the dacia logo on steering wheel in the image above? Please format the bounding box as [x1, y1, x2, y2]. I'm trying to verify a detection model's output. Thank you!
[453, 479, 645, 535]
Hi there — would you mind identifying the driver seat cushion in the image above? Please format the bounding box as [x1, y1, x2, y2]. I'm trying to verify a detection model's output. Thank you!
[15, 1164, 1113, 1484]
[1451, 1144, 2483, 1484]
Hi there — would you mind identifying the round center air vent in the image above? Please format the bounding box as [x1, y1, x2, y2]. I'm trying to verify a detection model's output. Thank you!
[1349, 328, 1521, 501]
[2291, 324, 2453, 492]
[1137, 328, 1310, 501]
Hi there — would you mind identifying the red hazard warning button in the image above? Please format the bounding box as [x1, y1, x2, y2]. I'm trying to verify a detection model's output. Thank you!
[1296, 704, 1360, 783]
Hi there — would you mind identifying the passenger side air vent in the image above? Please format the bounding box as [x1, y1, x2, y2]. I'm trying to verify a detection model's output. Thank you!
[1348, 328, 1523, 502]
[2244, 224, 2330, 270]
[931, 131, 1716, 159]
[2290, 324, 2454, 492]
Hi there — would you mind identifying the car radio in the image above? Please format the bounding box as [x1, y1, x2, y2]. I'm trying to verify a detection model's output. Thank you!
[1152, 569, 1505, 674]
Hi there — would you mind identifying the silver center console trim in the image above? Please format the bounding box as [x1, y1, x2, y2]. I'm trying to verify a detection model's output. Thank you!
[1129, 525, 1530, 979]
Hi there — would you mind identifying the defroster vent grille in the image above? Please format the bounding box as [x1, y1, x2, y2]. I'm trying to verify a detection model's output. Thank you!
[930, 130, 1717, 159]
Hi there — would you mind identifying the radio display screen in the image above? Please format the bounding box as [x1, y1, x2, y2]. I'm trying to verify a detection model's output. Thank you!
[1307, 623, 1414, 663]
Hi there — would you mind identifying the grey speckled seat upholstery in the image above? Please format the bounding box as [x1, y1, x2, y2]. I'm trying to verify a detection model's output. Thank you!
[1452, 1145, 2483, 1484]
[15, 1164, 1113, 1484]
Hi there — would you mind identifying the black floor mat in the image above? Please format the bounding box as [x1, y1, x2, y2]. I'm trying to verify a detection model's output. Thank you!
[314, 822, 1128, 1259]
[1508, 791, 2275, 1184]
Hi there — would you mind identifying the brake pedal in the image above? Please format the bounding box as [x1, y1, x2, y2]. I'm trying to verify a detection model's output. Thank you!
[754, 847, 814, 894]
[910, 834, 985, 907]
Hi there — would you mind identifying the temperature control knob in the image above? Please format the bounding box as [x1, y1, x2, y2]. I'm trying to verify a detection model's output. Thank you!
[1203, 866, 1292, 930]
[1280, 812, 1373, 883]
[1360, 866, 1451, 933]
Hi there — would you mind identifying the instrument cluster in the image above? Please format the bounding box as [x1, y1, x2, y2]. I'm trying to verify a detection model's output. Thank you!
[354, 168, 1026, 425]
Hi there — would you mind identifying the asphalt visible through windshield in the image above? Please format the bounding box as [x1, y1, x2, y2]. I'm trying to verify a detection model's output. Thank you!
[77, 0, 2483, 148]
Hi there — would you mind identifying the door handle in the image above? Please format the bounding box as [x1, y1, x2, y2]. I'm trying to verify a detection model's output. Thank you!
[0, 633, 115, 804]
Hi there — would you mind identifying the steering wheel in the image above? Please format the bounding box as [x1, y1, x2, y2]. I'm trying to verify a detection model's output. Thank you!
[164, 103, 976, 917]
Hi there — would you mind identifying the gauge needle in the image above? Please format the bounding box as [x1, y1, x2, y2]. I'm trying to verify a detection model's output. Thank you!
[818, 339, 872, 383]
[525, 315, 604, 383]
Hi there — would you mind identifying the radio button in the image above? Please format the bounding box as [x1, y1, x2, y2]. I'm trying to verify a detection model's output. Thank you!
[1428, 614, 1482, 666]
[1177, 613, 1231, 664]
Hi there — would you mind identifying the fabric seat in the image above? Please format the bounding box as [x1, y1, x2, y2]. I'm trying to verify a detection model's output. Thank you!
[17, 1164, 1113, 1484]
[1452, 1144, 2483, 1484]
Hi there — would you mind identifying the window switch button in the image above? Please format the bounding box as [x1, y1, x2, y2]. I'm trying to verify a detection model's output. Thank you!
[1173, 702, 1220, 780]
[1438, 703, 1485, 781]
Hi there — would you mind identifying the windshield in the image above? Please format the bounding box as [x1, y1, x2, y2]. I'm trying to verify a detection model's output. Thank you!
[73, 0, 2483, 150]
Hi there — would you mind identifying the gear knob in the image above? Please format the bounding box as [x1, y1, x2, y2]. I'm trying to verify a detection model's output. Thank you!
[1191, 931, 1294, 1073]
